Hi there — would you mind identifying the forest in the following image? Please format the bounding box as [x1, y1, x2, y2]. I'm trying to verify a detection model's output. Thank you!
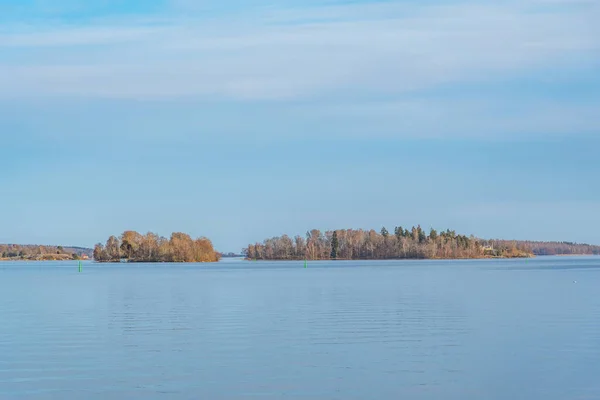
[492, 240, 600, 256]
[0, 244, 91, 261]
[245, 227, 531, 260]
[93, 231, 220, 263]
[245, 226, 600, 260]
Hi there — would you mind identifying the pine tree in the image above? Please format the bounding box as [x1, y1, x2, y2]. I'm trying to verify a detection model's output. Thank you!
[331, 230, 339, 259]
[394, 226, 404, 239]
[418, 225, 427, 243]
[429, 228, 438, 241]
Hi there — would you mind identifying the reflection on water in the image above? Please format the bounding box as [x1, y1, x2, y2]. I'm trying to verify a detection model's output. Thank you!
[1, 257, 600, 399]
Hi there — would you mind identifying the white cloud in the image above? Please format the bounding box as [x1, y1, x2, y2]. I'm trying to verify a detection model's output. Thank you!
[0, 0, 599, 141]
[0, 1, 598, 100]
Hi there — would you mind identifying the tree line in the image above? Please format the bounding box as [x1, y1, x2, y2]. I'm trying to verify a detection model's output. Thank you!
[0, 244, 90, 261]
[246, 227, 600, 261]
[491, 240, 600, 256]
[93, 231, 220, 263]
[245, 226, 537, 260]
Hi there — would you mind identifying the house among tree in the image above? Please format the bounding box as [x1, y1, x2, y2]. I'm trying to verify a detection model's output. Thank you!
[482, 245, 495, 255]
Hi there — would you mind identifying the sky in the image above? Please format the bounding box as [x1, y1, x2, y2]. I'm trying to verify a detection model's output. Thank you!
[0, 0, 599, 252]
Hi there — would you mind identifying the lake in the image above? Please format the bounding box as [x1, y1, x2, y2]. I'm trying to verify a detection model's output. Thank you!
[1, 256, 599, 399]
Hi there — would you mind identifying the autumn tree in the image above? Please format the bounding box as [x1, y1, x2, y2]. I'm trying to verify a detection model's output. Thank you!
[245, 226, 538, 260]
[93, 231, 220, 263]
[106, 235, 121, 262]
[93, 243, 108, 262]
[120, 231, 143, 260]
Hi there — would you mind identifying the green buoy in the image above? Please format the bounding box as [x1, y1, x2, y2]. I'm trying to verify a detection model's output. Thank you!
[78, 261, 82, 273]
[304, 259, 307, 269]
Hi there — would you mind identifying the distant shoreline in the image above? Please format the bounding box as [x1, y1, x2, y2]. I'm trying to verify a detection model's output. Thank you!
[246, 227, 600, 262]
[245, 255, 533, 261]
[0, 257, 88, 262]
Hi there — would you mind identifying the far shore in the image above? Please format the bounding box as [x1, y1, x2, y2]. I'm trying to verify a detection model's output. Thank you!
[0, 257, 88, 262]
[246, 255, 534, 261]
[2, 254, 593, 262]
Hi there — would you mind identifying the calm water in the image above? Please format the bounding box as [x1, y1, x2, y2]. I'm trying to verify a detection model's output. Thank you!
[1, 257, 599, 400]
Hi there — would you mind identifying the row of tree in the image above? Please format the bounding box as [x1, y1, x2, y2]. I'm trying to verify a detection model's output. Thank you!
[94, 231, 220, 263]
[0, 244, 90, 260]
[245, 226, 536, 260]
[490, 240, 600, 256]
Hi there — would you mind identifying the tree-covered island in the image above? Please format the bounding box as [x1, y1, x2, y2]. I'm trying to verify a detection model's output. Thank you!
[245, 226, 600, 260]
[94, 231, 220, 262]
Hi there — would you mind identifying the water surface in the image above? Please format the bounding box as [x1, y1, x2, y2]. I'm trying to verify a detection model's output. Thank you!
[1, 257, 599, 399]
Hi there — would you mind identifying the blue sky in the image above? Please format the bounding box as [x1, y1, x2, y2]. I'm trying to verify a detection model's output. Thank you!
[1, 0, 599, 251]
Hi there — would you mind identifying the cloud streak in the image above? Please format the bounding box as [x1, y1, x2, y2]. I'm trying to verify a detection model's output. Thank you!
[0, 1, 598, 100]
[0, 0, 598, 141]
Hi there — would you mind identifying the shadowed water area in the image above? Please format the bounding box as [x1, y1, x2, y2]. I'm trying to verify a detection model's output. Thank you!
[1, 257, 599, 399]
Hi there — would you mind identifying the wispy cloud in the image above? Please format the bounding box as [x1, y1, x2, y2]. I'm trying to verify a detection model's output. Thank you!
[0, 1, 598, 100]
[0, 0, 598, 141]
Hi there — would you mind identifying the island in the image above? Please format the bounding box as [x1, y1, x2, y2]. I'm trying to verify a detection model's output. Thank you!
[244, 226, 600, 260]
[93, 231, 220, 263]
[3, 227, 598, 263]
[0, 244, 92, 261]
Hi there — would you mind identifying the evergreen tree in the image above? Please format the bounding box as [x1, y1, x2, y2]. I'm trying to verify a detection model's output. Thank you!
[331, 230, 339, 259]
[394, 226, 404, 239]
[418, 225, 427, 243]
[429, 228, 438, 241]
